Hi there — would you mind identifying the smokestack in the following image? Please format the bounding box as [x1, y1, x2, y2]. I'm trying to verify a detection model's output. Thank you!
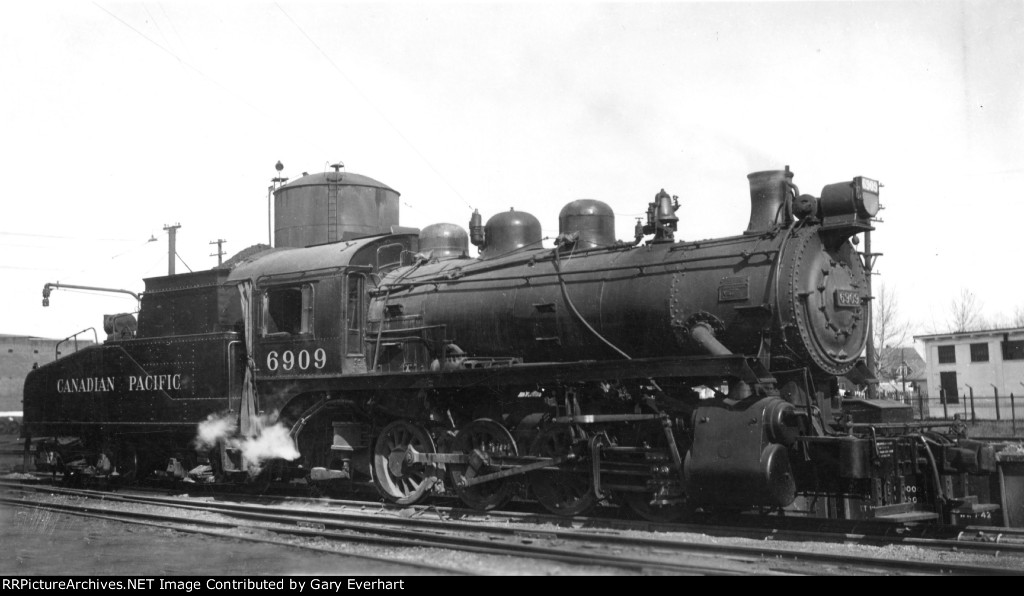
[745, 169, 793, 234]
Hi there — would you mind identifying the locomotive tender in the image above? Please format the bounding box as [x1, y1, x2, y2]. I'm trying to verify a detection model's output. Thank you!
[22, 165, 1008, 524]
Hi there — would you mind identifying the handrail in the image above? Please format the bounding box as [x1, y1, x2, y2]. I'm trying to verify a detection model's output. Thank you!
[370, 248, 780, 295]
[55, 327, 99, 360]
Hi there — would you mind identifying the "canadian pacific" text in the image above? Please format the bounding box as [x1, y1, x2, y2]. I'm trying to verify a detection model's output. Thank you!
[56, 374, 181, 393]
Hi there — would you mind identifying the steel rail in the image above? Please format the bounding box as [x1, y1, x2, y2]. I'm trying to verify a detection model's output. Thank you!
[0, 488, 741, 576]
[0, 496, 470, 576]
[4, 482, 1020, 576]
[0, 477, 1016, 555]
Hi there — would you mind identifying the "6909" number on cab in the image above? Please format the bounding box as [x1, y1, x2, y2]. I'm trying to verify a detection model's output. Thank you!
[266, 348, 327, 372]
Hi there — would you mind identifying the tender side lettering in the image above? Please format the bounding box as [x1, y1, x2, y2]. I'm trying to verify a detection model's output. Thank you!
[56, 377, 117, 393]
[127, 374, 182, 391]
[56, 374, 182, 393]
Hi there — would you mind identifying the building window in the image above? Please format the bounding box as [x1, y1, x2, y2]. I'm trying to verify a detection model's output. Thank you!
[1003, 340, 1024, 361]
[263, 284, 314, 336]
[939, 371, 960, 404]
[970, 342, 989, 363]
[937, 345, 956, 364]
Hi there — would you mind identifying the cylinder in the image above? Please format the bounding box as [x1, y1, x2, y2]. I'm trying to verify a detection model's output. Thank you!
[558, 199, 615, 249]
[684, 397, 797, 508]
[745, 169, 792, 234]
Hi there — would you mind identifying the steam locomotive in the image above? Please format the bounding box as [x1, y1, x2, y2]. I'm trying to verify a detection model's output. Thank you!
[21, 164, 1009, 525]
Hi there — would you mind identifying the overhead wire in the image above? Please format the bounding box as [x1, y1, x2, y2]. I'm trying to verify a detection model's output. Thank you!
[0, 265, 68, 272]
[91, 2, 357, 188]
[157, 2, 191, 61]
[111, 238, 159, 260]
[274, 3, 475, 212]
[92, 3, 279, 131]
[93, 1, 481, 248]
[0, 231, 136, 242]
[143, 4, 174, 51]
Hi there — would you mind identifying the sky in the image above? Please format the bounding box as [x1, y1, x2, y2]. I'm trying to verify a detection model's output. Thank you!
[2, 0, 1023, 343]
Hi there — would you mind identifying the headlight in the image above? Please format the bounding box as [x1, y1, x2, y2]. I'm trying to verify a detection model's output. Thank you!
[854, 177, 880, 218]
[819, 176, 882, 223]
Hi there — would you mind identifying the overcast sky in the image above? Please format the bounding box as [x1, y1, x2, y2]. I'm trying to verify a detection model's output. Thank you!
[2, 0, 1022, 342]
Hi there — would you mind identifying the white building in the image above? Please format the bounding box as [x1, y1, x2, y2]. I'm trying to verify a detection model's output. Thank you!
[0, 334, 94, 415]
[914, 327, 1024, 420]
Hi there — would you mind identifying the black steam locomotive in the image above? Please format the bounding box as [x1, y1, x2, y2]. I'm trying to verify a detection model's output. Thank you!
[21, 165, 1007, 525]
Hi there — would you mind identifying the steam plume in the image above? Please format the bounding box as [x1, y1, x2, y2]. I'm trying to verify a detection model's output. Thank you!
[193, 411, 300, 477]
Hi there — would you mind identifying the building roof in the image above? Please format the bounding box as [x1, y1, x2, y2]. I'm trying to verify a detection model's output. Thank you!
[0, 334, 71, 341]
[914, 326, 1024, 342]
[878, 346, 927, 382]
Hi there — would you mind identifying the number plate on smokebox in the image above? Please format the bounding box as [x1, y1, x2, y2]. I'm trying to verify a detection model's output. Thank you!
[834, 289, 860, 308]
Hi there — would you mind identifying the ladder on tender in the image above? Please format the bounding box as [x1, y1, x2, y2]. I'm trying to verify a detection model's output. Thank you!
[327, 177, 339, 243]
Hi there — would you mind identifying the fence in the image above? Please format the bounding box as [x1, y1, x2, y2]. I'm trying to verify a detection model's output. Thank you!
[868, 389, 1020, 434]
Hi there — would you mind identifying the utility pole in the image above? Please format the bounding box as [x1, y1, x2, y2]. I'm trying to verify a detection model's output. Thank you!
[210, 239, 227, 266]
[860, 228, 882, 399]
[900, 352, 907, 395]
[163, 223, 181, 275]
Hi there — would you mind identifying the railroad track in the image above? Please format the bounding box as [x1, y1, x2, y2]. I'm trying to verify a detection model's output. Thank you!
[3, 482, 1021, 575]
[4, 474, 1022, 552]
[7, 475, 1019, 558]
[0, 484, 749, 575]
[1, 489, 470, 576]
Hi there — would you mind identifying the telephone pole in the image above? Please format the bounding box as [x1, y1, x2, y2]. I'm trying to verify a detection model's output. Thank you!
[209, 239, 227, 266]
[900, 352, 907, 394]
[163, 223, 181, 275]
[860, 228, 882, 398]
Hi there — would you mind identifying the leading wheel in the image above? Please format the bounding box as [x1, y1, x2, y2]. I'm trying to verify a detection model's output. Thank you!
[450, 419, 518, 511]
[372, 420, 437, 505]
[528, 425, 595, 516]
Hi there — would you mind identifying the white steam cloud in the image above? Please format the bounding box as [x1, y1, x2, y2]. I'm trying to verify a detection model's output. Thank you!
[195, 414, 237, 450]
[194, 411, 300, 477]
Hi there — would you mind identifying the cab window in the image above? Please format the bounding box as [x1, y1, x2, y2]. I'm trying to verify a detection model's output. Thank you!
[263, 284, 314, 336]
[346, 274, 364, 354]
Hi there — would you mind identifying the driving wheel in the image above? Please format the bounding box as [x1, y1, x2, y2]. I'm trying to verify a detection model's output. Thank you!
[372, 420, 437, 505]
[450, 419, 518, 510]
[527, 425, 596, 516]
